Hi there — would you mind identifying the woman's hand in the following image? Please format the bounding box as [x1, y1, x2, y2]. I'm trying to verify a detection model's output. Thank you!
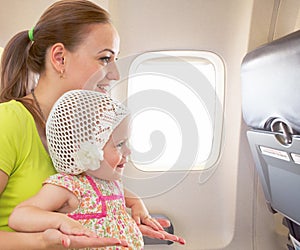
[42, 229, 129, 249]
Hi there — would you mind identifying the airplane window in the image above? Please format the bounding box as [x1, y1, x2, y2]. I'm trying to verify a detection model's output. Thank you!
[127, 51, 224, 171]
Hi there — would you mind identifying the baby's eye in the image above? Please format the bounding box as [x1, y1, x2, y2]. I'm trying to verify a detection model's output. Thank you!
[116, 141, 124, 148]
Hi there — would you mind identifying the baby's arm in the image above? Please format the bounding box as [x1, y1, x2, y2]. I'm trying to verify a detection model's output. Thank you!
[124, 188, 186, 245]
[124, 188, 163, 230]
[8, 184, 95, 237]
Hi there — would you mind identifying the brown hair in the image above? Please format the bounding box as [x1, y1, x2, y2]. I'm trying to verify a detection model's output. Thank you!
[0, 0, 111, 125]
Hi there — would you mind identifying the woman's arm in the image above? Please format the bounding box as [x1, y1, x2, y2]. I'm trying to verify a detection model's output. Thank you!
[1, 170, 128, 249]
[7, 182, 128, 249]
[0, 170, 8, 194]
[0, 229, 75, 250]
[0, 230, 60, 250]
[0, 171, 63, 250]
[0, 229, 128, 250]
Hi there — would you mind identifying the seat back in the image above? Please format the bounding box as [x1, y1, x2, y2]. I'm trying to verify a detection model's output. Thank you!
[241, 29, 300, 225]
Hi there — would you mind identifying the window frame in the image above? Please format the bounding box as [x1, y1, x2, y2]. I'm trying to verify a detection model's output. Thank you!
[127, 50, 225, 171]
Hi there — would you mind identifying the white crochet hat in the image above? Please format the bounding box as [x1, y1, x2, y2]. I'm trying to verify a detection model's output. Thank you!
[46, 90, 129, 175]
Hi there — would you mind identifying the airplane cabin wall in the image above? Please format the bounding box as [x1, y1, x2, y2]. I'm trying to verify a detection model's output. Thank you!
[109, 1, 257, 249]
[109, 0, 300, 249]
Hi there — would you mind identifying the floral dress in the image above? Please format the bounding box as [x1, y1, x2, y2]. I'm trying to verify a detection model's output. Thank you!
[44, 173, 144, 250]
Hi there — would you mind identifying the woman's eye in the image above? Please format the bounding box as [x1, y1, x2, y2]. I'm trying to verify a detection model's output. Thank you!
[99, 56, 111, 65]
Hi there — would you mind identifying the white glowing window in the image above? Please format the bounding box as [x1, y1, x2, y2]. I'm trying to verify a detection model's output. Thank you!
[127, 51, 224, 171]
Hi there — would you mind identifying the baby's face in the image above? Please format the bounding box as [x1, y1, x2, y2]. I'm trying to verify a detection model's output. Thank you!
[87, 117, 131, 180]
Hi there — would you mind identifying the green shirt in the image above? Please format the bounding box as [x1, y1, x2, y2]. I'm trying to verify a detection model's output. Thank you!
[0, 100, 56, 231]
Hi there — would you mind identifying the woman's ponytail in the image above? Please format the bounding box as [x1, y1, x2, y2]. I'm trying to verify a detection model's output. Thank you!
[0, 30, 32, 102]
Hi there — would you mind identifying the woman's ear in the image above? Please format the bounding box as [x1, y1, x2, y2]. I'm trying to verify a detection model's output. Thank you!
[50, 43, 66, 72]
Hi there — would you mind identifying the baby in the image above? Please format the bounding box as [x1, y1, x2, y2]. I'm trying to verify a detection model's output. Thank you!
[9, 90, 143, 249]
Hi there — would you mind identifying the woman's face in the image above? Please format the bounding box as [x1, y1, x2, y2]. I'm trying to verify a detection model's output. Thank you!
[65, 23, 120, 94]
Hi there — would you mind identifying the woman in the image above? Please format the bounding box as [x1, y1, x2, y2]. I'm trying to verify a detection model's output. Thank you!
[0, 0, 184, 249]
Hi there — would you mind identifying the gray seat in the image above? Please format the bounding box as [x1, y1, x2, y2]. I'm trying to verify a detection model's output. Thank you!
[241, 29, 300, 226]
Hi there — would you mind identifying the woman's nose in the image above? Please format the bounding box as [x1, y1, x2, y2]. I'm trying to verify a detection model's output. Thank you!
[106, 61, 120, 81]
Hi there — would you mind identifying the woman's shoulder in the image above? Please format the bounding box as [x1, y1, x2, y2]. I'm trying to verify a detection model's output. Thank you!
[0, 100, 31, 122]
[0, 99, 23, 109]
[0, 101, 34, 137]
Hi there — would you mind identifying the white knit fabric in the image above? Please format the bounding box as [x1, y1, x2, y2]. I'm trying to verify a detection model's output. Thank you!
[46, 90, 128, 175]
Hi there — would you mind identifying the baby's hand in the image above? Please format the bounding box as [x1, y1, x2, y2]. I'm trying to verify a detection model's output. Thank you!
[58, 215, 97, 238]
[140, 215, 164, 231]
[130, 200, 165, 231]
[139, 217, 186, 245]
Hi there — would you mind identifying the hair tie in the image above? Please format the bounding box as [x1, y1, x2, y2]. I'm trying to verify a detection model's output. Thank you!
[28, 27, 34, 42]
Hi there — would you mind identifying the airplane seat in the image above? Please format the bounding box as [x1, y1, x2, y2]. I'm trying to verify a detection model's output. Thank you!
[241, 29, 300, 246]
